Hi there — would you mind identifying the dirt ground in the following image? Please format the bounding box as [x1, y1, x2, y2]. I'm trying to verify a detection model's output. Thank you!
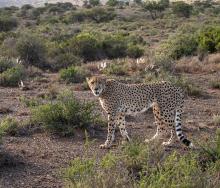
[0, 71, 220, 188]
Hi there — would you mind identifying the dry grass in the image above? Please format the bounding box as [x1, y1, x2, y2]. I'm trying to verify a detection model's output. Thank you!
[175, 54, 220, 73]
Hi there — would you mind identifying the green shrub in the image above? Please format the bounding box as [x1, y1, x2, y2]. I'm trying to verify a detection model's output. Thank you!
[19, 96, 41, 107]
[197, 26, 220, 53]
[86, 7, 116, 23]
[172, 1, 193, 18]
[107, 0, 119, 7]
[63, 158, 96, 184]
[170, 76, 202, 97]
[16, 34, 48, 69]
[0, 32, 16, 45]
[0, 117, 19, 137]
[0, 65, 26, 87]
[193, 0, 212, 14]
[101, 34, 127, 58]
[0, 16, 17, 32]
[66, 7, 115, 23]
[143, 0, 167, 19]
[127, 45, 144, 58]
[32, 91, 99, 135]
[69, 33, 100, 61]
[0, 58, 15, 73]
[21, 4, 33, 10]
[63, 153, 131, 187]
[60, 66, 90, 83]
[139, 152, 202, 187]
[157, 33, 198, 60]
[89, 0, 100, 6]
[103, 62, 128, 76]
[62, 130, 220, 188]
[65, 32, 144, 61]
[49, 53, 82, 71]
[29, 8, 41, 19]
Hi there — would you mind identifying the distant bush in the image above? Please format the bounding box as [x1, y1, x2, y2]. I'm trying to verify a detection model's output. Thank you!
[101, 34, 127, 58]
[45, 2, 74, 14]
[64, 32, 144, 61]
[66, 7, 116, 23]
[103, 61, 129, 76]
[89, 0, 100, 6]
[127, 45, 144, 58]
[172, 1, 193, 18]
[107, 0, 119, 7]
[197, 26, 220, 53]
[0, 32, 13, 45]
[87, 7, 116, 23]
[157, 33, 198, 60]
[102, 34, 144, 59]
[60, 66, 90, 83]
[49, 52, 82, 71]
[193, 0, 212, 14]
[143, 0, 168, 19]
[173, 76, 202, 96]
[29, 8, 41, 19]
[0, 58, 15, 73]
[69, 33, 100, 61]
[21, 4, 33, 10]
[16, 34, 48, 69]
[32, 91, 99, 136]
[0, 65, 26, 87]
[0, 16, 17, 32]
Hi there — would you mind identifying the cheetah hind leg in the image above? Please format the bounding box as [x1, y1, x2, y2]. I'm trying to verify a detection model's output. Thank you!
[162, 129, 174, 146]
[145, 122, 160, 143]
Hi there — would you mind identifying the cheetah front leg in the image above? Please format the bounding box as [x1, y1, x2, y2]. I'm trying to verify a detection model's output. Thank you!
[100, 115, 116, 149]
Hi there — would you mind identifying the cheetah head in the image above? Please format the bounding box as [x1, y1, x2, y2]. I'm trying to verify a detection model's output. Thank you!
[86, 76, 107, 97]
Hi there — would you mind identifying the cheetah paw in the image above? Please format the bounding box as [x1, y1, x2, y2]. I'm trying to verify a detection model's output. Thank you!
[162, 141, 172, 146]
[144, 139, 151, 143]
[99, 144, 111, 149]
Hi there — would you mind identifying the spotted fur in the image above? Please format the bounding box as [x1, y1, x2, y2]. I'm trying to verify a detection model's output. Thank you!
[87, 76, 193, 149]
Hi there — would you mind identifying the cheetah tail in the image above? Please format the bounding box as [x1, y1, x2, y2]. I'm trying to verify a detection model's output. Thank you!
[175, 110, 193, 148]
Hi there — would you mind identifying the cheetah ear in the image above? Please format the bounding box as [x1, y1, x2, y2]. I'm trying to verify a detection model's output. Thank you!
[86, 77, 90, 83]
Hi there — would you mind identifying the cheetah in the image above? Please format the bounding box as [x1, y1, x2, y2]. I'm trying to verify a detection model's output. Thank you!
[86, 76, 193, 149]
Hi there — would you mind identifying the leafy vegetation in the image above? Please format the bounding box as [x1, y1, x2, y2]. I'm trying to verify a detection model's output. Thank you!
[0, 58, 15, 73]
[197, 26, 220, 53]
[16, 34, 48, 69]
[143, 0, 169, 20]
[63, 130, 220, 188]
[172, 1, 193, 18]
[60, 66, 90, 83]
[0, 65, 26, 87]
[31, 91, 101, 136]
[0, 16, 17, 32]
[157, 32, 198, 60]
[0, 117, 19, 137]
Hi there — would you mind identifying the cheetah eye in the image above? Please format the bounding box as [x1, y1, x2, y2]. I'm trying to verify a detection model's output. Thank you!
[91, 81, 95, 84]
